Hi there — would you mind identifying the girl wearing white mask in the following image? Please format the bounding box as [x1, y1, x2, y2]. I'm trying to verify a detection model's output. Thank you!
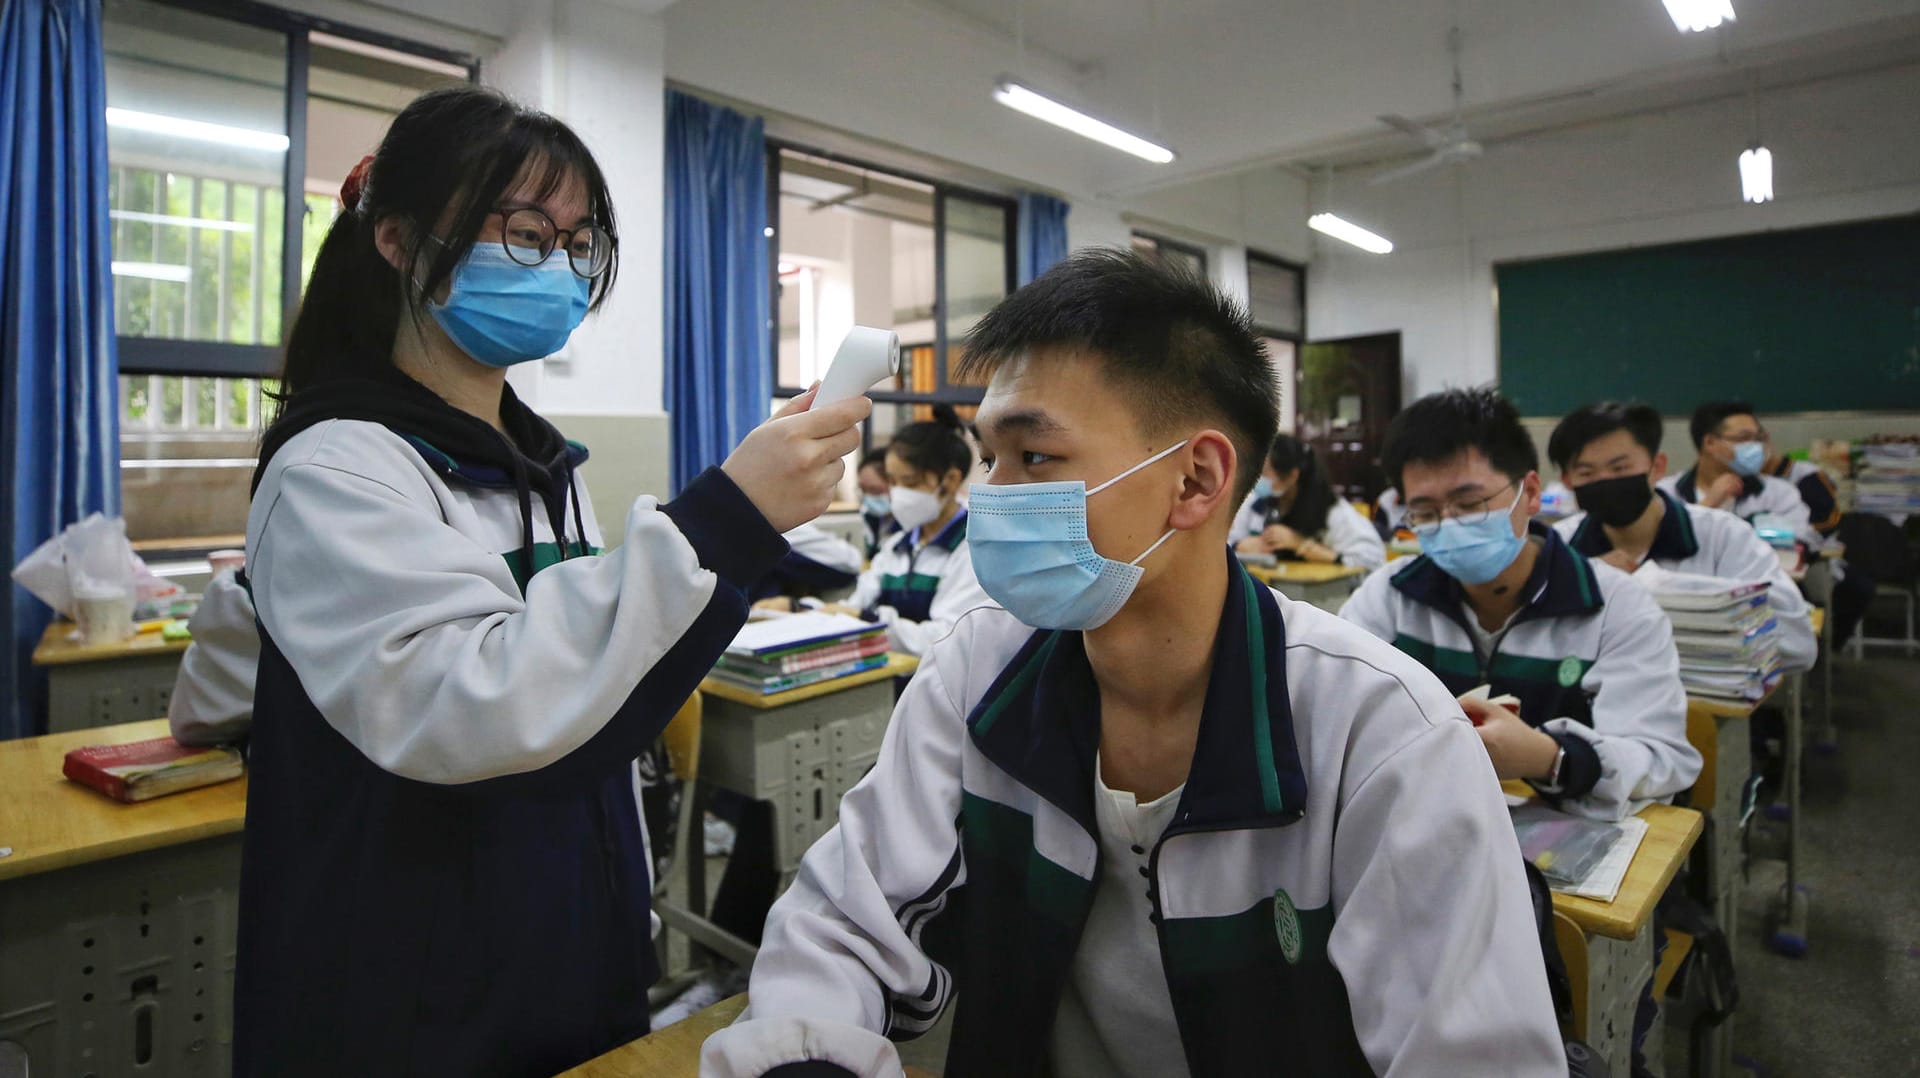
[824, 405, 993, 655]
[1230, 434, 1385, 569]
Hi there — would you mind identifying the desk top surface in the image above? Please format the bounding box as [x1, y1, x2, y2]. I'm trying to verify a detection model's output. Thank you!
[33, 621, 191, 667]
[1504, 784, 1703, 941]
[0, 719, 247, 883]
[701, 653, 920, 710]
[557, 994, 937, 1078]
[1247, 561, 1370, 585]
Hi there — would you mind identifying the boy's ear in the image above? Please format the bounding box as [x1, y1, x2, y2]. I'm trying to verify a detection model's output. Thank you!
[1169, 430, 1237, 531]
[1651, 450, 1669, 484]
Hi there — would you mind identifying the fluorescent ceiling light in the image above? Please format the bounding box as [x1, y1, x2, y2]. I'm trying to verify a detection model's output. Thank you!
[105, 107, 289, 153]
[1739, 146, 1773, 203]
[992, 78, 1175, 164]
[112, 261, 191, 282]
[1662, 0, 1735, 33]
[1308, 213, 1394, 254]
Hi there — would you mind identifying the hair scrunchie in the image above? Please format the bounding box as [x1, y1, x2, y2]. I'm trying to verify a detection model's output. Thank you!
[339, 154, 375, 213]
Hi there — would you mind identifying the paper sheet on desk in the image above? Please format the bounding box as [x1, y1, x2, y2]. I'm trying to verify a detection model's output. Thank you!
[1555, 815, 1648, 904]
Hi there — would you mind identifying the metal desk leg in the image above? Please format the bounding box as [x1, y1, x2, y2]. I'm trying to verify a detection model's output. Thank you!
[1766, 676, 1810, 958]
[1583, 922, 1655, 1078]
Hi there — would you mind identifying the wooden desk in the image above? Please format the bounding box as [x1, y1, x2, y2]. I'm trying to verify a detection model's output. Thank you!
[0, 719, 245, 1076]
[32, 621, 191, 734]
[0, 719, 245, 883]
[1245, 561, 1368, 612]
[1507, 790, 1703, 1077]
[558, 994, 938, 1078]
[695, 657, 918, 870]
[1548, 804, 1703, 941]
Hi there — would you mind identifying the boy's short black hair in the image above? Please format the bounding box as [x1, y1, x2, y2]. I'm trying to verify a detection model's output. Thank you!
[1547, 401, 1665, 471]
[1381, 387, 1538, 491]
[957, 249, 1279, 500]
[859, 448, 888, 471]
[1690, 401, 1756, 449]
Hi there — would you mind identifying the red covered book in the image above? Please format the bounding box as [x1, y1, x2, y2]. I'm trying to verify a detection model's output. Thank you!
[63, 737, 244, 803]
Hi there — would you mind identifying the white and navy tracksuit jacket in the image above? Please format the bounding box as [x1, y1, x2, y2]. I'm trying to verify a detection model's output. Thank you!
[846, 510, 993, 656]
[234, 414, 784, 1076]
[703, 553, 1565, 1077]
[1555, 489, 1817, 674]
[1228, 494, 1387, 570]
[1766, 458, 1842, 536]
[1661, 468, 1818, 547]
[1342, 523, 1700, 822]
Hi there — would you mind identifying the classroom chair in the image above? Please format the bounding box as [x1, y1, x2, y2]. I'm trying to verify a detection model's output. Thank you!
[652, 694, 761, 975]
[1837, 512, 1918, 658]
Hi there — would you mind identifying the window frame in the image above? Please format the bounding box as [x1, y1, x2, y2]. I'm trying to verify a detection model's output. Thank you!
[766, 140, 1017, 406]
[1245, 248, 1307, 342]
[1130, 230, 1209, 279]
[110, 0, 479, 379]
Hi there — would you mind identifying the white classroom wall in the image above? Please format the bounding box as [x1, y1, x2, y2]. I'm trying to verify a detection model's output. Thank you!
[1305, 60, 1920, 414]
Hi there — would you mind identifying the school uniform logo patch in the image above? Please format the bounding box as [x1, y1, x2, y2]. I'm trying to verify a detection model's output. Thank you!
[1273, 888, 1302, 964]
[1557, 657, 1583, 687]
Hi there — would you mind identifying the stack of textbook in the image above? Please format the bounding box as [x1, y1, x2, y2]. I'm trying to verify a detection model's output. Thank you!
[1854, 441, 1920, 523]
[712, 612, 890, 695]
[1644, 569, 1782, 705]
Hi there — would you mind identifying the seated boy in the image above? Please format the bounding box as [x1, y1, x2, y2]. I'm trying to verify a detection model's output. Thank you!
[1342, 389, 1699, 822]
[1661, 401, 1817, 547]
[1547, 401, 1816, 673]
[701, 253, 1563, 1077]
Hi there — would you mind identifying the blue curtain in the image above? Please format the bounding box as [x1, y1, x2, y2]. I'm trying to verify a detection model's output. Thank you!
[1016, 192, 1070, 285]
[0, 0, 121, 739]
[664, 91, 770, 495]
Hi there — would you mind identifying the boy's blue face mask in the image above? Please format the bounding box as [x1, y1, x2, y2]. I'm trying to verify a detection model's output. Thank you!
[967, 440, 1188, 631]
[428, 244, 590, 368]
[861, 493, 891, 518]
[1726, 440, 1766, 478]
[1417, 491, 1528, 585]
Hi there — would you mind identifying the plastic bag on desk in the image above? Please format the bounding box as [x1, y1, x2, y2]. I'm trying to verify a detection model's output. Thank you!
[1510, 802, 1622, 888]
[10, 514, 150, 638]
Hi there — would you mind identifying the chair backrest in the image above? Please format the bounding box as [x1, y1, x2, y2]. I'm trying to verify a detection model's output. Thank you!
[1552, 911, 1589, 1042]
[1682, 705, 1719, 812]
[663, 693, 703, 784]
[1836, 511, 1917, 585]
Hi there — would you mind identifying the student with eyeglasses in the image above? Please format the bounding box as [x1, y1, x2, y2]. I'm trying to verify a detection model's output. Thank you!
[1661, 400, 1818, 546]
[187, 86, 869, 1076]
[1342, 388, 1699, 824]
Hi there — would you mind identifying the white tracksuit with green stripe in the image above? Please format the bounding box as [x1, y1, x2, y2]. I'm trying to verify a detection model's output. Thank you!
[703, 556, 1565, 1077]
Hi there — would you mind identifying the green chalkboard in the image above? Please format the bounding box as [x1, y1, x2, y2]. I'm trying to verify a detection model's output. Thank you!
[1496, 215, 1920, 416]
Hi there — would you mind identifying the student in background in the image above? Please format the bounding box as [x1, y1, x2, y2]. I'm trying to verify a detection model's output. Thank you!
[705, 252, 1563, 1078]
[1230, 434, 1385, 569]
[1343, 388, 1699, 823]
[750, 524, 863, 604]
[167, 568, 258, 746]
[1547, 401, 1816, 674]
[823, 406, 991, 656]
[1662, 401, 1816, 546]
[227, 87, 868, 1076]
[1764, 434, 1842, 537]
[855, 448, 895, 556]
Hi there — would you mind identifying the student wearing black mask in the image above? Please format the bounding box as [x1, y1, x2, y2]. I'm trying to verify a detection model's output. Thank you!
[1547, 401, 1815, 674]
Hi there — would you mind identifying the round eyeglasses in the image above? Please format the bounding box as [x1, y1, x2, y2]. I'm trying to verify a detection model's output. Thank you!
[491, 207, 614, 279]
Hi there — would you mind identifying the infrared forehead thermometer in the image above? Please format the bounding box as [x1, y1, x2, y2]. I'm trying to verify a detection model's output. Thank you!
[813, 326, 899, 408]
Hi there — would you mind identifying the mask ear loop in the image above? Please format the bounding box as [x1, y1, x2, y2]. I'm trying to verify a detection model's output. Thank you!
[1127, 526, 1180, 568]
[1087, 438, 1192, 497]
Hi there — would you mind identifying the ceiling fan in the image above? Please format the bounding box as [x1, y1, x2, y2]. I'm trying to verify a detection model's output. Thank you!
[1370, 26, 1483, 186]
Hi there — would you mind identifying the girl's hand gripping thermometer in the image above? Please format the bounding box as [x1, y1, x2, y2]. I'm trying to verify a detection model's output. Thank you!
[812, 327, 899, 408]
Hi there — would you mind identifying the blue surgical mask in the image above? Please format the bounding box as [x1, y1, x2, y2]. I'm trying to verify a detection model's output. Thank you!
[1252, 477, 1274, 501]
[967, 440, 1188, 631]
[428, 244, 589, 367]
[1418, 493, 1527, 585]
[861, 493, 891, 518]
[1728, 441, 1765, 478]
